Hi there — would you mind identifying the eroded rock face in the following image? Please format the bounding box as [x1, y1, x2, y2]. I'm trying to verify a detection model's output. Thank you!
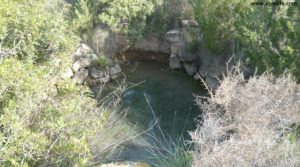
[65, 43, 123, 85]
[109, 64, 122, 76]
[183, 63, 197, 76]
[89, 67, 107, 79]
[169, 54, 181, 69]
[133, 34, 170, 54]
[61, 68, 73, 79]
[73, 68, 88, 84]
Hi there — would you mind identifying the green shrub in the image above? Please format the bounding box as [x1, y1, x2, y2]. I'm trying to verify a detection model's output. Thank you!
[149, 139, 192, 167]
[0, 0, 79, 61]
[72, 0, 95, 42]
[145, 0, 194, 37]
[192, 0, 300, 79]
[97, 0, 155, 42]
[0, 58, 133, 166]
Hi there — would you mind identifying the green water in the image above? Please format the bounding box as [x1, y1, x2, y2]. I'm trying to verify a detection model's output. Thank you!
[121, 61, 203, 140]
[94, 60, 205, 163]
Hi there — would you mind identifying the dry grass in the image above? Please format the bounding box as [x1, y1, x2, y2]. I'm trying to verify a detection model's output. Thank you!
[191, 68, 300, 167]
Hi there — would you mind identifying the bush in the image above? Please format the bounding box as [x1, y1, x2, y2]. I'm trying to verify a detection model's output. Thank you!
[0, 1, 135, 166]
[0, 0, 79, 61]
[149, 139, 192, 167]
[192, 0, 300, 79]
[0, 58, 134, 166]
[145, 0, 194, 36]
[191, 69, 300, 166]
[97, 0, 154, 42]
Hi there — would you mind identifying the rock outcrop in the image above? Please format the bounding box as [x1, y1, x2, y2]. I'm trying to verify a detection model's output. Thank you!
[86, 20, 234, 89]
[62, 44, 122, 85]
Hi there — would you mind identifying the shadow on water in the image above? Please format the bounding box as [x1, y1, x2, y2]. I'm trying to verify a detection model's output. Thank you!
[91, 60, 206, 164]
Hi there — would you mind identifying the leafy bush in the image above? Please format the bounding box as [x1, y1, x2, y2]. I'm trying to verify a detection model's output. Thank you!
[0, 0, 79, 61]
[191, 69, 300, 166]
[192, 0, 300, 79]
[0, 58, 134, 166]
[98, 0, 154, 42]
[0, 1, 135, 166]
[145, 0, 194, 36]
[72, 0, 95, 42]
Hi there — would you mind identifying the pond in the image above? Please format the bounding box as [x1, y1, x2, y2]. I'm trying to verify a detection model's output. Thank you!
[93, 60, 205, 164]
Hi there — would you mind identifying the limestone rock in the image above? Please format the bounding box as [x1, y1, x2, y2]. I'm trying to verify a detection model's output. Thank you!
[183, 63, 197, 76]
[73, 68, 88, 84]
[109, 64, 122, 76]
[98, 74, 110, 83]
[206, 74, 219, 90]
[181, 20, 198, 28]
[73, 44, 94, 60]
[72, 54, 98, 72]
[133, 35, 170, 54]
[169, 55, 181, 69]
[193, 73, 201, 80]
[89, 67, 107, 79]
[72, 61, 82, 72]
[166, 30, 181, 43]
[61, 68, 73, 79]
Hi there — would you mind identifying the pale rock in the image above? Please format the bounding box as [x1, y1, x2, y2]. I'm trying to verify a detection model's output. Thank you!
[61, 68, 73, 79]
[169, 55, 181, 69]
[206, 74, 219, 90]
[109, 64, 122, 76]
[72, 61, 82, 72]
[193, 73, 201, 80]
[166, 30, 181, 43]
[98, 74, 110, 83]
[73, 44, 94, 61]
[183, 63, 197, 76]
[181, 20, 198, 28]
[90, 67, 107, 79]
[73, 68, 88, 84]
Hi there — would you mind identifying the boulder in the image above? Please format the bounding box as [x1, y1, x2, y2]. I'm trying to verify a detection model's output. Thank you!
[72, 54, 98, 72]
[169, 54, 181, 69]
[166, 30, 181, 43]
[109, 64, 122, 76]
[72, 61, 82, 72]
[61, 68, 73, 79]
[73, 68, 88, 84]
[73, 44, 94, 60]
[98, 74, 110, 83]
[170, 43, 183, 55]
[133, 34, 170, 54]
[89, 67, 107, 79]
[181, 20, 198, 28]
[183, 63, 197, 76]
[193, 73, 201, 80]
[206, 74, 219, 90]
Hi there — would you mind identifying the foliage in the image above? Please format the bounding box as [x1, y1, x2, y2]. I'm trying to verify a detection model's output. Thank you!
[149, 139, 192, 167]
[0, 1, 135, 166]
[145, 0, 194, 36]
[0, 58, 133, 166]
[191, 68, 300, 166]
[97, 0, 155, 42]
[192, 0, 300, 79]
[72, 0, 95, 42]
[0, 0, 79, 61]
